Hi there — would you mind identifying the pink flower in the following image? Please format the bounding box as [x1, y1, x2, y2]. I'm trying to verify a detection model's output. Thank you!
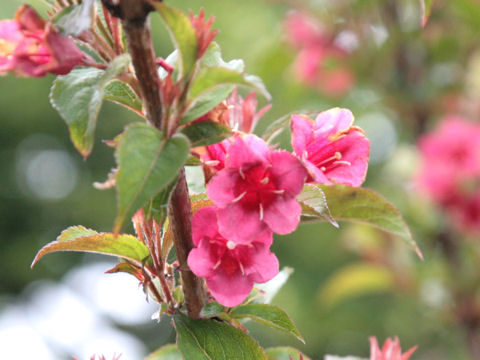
[227, 89, 271, 133]
[370, 336, 417, 360]
[0, 5, 83, 77]
[187, 206, 279, 307]
[291, 108, 369, 187]
[207, 134, 308, 243]
[417, 116, 480, 205]
[284, 12, 355, 96]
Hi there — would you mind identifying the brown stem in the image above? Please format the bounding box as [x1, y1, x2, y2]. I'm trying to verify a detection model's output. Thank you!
[108, 0, 206, 318]
[168, 169, 206, 318]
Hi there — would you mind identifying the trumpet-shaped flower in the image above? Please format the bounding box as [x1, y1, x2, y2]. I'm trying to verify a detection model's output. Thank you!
[187, 206, 278, 307]
[369, 336, 417, 360]
[207, 134, 307, 243]
[291, 108, 369, 187]
[0, 5, 83, 77]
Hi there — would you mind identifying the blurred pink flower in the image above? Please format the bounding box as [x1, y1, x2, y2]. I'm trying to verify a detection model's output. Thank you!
[227, 89, 271, 133]
[291, 108, 369, 186]
[187, 206, 278, 307]
[284, 12, 355, 96]
[0, 5, 83, 77]
[207, 134, 307, 243]
[369, 336, 417, 360]
[417, 116, 480, 205]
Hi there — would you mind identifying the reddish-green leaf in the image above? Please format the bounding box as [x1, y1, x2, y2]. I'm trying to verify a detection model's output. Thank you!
[31, 226, 150, 268]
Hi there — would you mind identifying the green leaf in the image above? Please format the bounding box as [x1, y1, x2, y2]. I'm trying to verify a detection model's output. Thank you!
[317, 263, 395, 308]
[420, 0, 435, 27]
[180, 42, 244, 123]
[231, 304, 304, 343]
[31, 226, 150, 268]
[143, 178, 178, 224]
[201, 301, 226, 318]
[114, 123, 190, 233]
[53, 0, 95, 36]
[155, 3, 198, 78]
[181, 85, 234, 124]
[265, 347, 311, 360]
[301, 185, 422, 258]
[181, 121, 232, 147]
[104, 80, 143, 113]
[298, 184, 338, 228]
[174, 312, 267, 360]
[145, 344, 182, 360]
[50, 54, 131, 157]
[188, 67, 270, 105]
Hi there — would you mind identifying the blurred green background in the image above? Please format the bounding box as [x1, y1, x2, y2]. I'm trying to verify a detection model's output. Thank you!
[1, 0, 480, 359]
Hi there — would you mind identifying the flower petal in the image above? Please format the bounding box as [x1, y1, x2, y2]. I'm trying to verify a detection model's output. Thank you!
[291, 114, 314, 155]
[217, 202, 268, 244]
[192, 206, 220, 246]
[244, 243, 279, 283]
[207, 168, 241, 207]
[314, 108, 354, 138]
[187, 238, 216, 278]
[225, 135, 269, 169]
[207, 266, 253, 307]
[263, 195, 302, 235]
[269, 150, 307, 195]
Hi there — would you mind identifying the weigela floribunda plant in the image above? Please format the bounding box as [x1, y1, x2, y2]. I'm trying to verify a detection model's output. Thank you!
[0, 5, 83, 77]
[369, 336, 417, 360]
[187, 206, 279, 307]
[291, 108, 370, 187]
[207, 134, 308, 243]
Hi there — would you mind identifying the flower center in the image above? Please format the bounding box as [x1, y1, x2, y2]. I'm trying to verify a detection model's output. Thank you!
[0, 39, 16, 57]
[234, 164, 279, 210]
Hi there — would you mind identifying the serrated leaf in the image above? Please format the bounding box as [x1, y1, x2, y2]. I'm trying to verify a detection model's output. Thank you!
[31, 225, 150, 268]
[188, 67, 270, 104]
[174, 313, 267, 360]
[114, 123, 190, 233]
[420, 0, 435, 27]
[181, 85, 234, 124]
[181, 121, 232, 147]
[317, 263, 395, 308]
[298, 184, 338, 228]
[145, 344, 182, 360]
[53, 0, 95, 36]
[104, 80, 143, 113]
[50, 54, 131, 157]
[155, 3, 198, 78]
[302, 185, 422, 258]
[231, 304, 304, 343]
[265, 347, 311, 360]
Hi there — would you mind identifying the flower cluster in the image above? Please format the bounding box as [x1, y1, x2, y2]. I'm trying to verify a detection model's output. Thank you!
[188, 105, 369, 306]
[417, 116, 480, 233]
[0, 5, 83, 77]
[369, 336, 417, 360]
[284, 12, 354, 96]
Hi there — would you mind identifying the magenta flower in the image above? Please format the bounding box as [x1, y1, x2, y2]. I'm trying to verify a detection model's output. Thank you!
[207, 134, 308, 243]
[0, 5, 83, 77]
[187, 206, 279, 307]
[417, 116, 480, 205]
[291, 108, 369, 187]
[369, 336, 417, 360]
[226, 89, 271, 133]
